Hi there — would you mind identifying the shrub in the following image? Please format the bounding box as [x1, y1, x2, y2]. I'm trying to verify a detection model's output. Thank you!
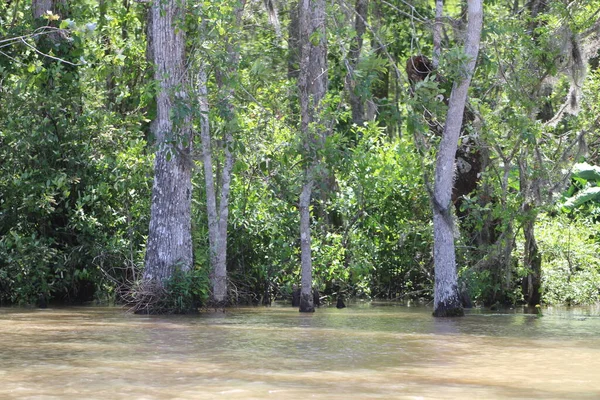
[536, 214, 600, 305]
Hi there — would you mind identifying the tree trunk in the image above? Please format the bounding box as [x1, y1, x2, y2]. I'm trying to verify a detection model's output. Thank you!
[297, 0, 328, 312]
[522, 207, 542, 306]
[299, 177, 314, 312]
[198, 67, 224, 304]
[288, 1, 300, 80]
[346, 0, 368, 125]
[32, 0, 66, 42]
[432, 0, 483, 318]
[198, 4, 244, 306]
[32, 0, 63, 19]
[143, 0, 192, 284]
[519, 155, 542, 307]
[432, 0, 443, 69]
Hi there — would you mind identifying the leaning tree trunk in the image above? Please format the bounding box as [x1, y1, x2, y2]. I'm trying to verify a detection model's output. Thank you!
[297, 0, 328, 312]
[432, 0, 483, 317]
[143, 0, 192, 284]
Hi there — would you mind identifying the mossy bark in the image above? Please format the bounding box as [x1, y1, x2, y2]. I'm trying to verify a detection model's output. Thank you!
[299, 292, 315, 313]
[143, 0, 192, 284]
[432, 299, 465, 317]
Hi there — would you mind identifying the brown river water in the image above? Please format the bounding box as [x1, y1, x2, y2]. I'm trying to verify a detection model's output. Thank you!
[1, 303, 599, 399]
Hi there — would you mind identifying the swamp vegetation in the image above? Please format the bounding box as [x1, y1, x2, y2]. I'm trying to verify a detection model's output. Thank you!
[1, 0, 600, 313]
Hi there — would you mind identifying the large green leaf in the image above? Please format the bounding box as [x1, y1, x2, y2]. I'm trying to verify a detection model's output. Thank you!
[572, 163, 600, 182]
[563, 187, 600, 209]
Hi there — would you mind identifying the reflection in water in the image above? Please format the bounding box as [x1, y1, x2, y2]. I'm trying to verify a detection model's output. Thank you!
[1, 304, 600, 399]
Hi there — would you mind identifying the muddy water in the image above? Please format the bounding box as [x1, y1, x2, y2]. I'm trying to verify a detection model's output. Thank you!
[1, 304, 599, 399]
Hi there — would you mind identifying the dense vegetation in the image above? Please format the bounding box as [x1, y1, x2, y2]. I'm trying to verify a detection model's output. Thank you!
[1, 0, 599, 311]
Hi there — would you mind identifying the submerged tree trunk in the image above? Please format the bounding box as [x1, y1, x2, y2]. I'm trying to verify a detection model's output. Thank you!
[432, 0, 482, 318]
[143, 0, 192, 284]
[198, 67, 227, 305]
[519, 155, 542, 307]
[298, 0, 328, 312]
[199, 3, 244, 306]
[522, 206, 542, 306]
[299, 177, 314, 312]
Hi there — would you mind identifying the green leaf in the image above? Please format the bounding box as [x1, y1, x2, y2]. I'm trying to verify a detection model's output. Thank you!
[563, 187, 600, 209]
[309, 31, 321, 46]
[572, 163, 600, 182]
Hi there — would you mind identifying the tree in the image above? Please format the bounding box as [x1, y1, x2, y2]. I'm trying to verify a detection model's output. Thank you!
[141, 0, 193, 288]
[345, 0, 368, 125]
[478, 0, 600, 307]
[198, 1, 245, 306]
[431, 0, 483, 317]
[297, 0, 328, 312]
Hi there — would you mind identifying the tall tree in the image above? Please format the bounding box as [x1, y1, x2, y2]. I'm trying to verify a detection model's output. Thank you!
[297, 0, 328, 312]
[142, 0, 193, 285]
[432, 0, 483, 317]
[199, 1, 245, 306]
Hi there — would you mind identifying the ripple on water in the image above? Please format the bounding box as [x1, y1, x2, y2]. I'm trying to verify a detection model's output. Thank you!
[1, 304, 599, 399]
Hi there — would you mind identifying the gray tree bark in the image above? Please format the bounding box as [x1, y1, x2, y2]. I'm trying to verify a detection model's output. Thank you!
[32, 0, 66, 42]
[432, 0, 483, 317]
[198, 3, 244, 306]
[298, 0, 328, 312]
[518, 157, 542, 307]
[346, 0, 368, 125]
[432, 0, 443, 69]
[143, 0, 193, 283]
[299, 177, 314, 311]
[197, 68, 223, 305]
[198, 71, 234, 306]
[32, 0, 63, 19]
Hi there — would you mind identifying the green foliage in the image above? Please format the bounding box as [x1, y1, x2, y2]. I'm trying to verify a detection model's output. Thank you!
[572, 163, 600, 182]
[0, 0, 151, 305]
[161, 267, 210, 314]
[2, 0, 600, 311]
[536, 214, 600, 305]
[223, 116, 434, 302]
[561, 163, 600, 211]
[459, 268, 498, 305]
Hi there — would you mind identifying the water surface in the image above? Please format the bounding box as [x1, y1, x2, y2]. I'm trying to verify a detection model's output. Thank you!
[1, 303, 599, 399]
